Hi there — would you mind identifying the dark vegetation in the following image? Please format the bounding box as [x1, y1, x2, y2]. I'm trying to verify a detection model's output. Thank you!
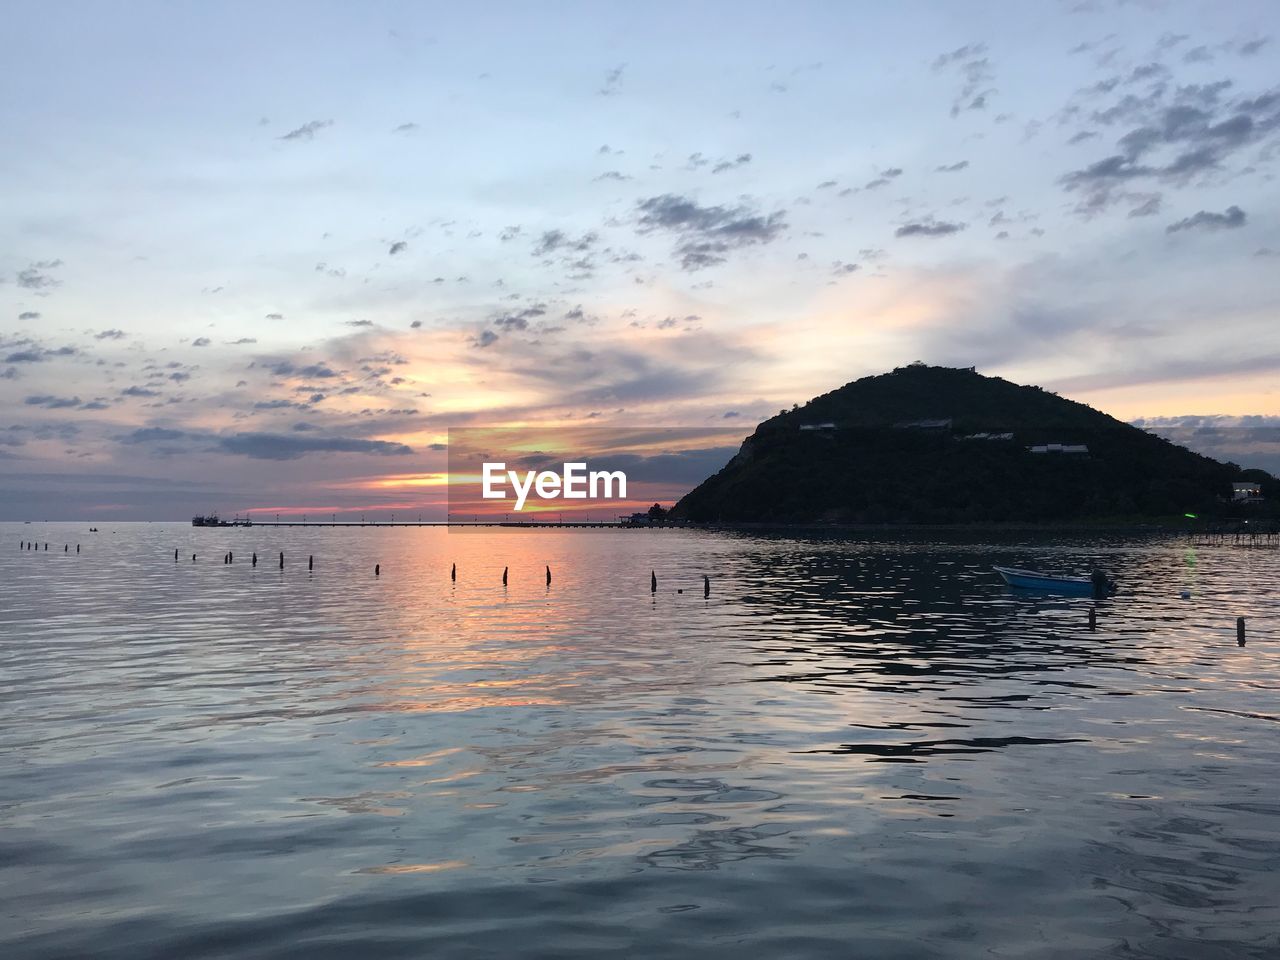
[673, 365, 1279, 524]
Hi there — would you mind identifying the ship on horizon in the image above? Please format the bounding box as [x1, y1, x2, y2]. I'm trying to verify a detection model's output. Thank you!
[191, 513, 252, 527]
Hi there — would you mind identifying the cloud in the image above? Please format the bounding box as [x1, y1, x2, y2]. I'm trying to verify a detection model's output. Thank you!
[493, 303, 547, 332]
[258, 358, 340, 380]
[635, 193, 787, 270]
[121, 385, 160, 397]
[119, 427, 413, 460]
[24, 394, 82, 409]
[18, 311, 40, 321]
[228, 337, 257, 345]
[1130, 414, 1280, 475]
[265, 313, 284, 320]
[4, 343, 76, 363]
[280, 120, 333, 141]
[389, 241, 408, 255]
[895, 219, 965, 238]
[935, 160, 969, 172]
[932, 43, 994, 117]
[600, 63, 625, 96]
[1059, 78, 1280, 213]
[656, 314, 699, 330]
[711, 153, 752, 174]
[95, 329, 126, 340]
[471, 329, 499, 348]
[17, 260, 63, 290]
[192, 337, 211, 346]
[532, 230, 598, 257]
[120, 427, 187, 445]
[1165, 205, 1246, 233]
[593, 170, 631, 182]
[392, 122, 418, 133]
[1127, 194, 1162, 218]
[861, 167, 904, 191]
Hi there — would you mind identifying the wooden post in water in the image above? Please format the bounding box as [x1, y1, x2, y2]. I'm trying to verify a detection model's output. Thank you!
[279, 551, 284, 570]
[546, 565, 551, 587]
[252, 552, 257, 567]
[502, 566, 508, 586]
[375, 563, 381, 577]
[174, 548, 178, 562]
[704, 574, 710, 599]
[451, 562, 456, 582]
[76, 544, 80, 553]
[309, 555, 313, 571]
[64, 544, 68, 552]
[651, 570, 657, 594]
[1089, 607, 1097, 631]
[1237, 616, 1246, 646]
[192, 554, 196, 562]
[228, 551, 233, 564]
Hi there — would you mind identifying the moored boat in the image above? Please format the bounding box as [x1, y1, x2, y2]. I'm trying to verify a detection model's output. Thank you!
[993, 565, 1114, 595]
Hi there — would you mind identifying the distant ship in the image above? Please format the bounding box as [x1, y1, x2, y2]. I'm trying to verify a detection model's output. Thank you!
[191, 514, 252, 527]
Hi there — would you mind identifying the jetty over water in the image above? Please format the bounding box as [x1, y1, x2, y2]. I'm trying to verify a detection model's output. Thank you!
[207, 520, 627, 528]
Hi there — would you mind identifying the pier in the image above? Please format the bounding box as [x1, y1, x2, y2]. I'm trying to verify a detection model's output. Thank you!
[191, 519, 640, 528]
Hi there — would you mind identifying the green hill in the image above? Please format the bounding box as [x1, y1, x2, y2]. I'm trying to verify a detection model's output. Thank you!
[672, 364, 1277, 524]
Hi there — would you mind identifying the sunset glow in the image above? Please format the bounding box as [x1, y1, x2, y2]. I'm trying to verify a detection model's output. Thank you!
[2, 2, 1277, 519]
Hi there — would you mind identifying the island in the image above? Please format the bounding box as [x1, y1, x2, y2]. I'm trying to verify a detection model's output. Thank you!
[672, 364, 1278, 525]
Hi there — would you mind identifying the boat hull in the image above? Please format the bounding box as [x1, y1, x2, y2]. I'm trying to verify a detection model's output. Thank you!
[992, 565, 1096, 594]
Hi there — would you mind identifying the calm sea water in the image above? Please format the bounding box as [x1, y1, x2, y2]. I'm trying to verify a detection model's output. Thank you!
[2, 522, 1279, 959]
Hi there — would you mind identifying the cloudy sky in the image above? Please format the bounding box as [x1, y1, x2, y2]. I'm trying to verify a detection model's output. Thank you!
[3, 0, 1278, 519]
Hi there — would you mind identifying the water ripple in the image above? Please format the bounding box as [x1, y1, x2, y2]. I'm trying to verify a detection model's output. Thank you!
[2, 523, 1280, 958]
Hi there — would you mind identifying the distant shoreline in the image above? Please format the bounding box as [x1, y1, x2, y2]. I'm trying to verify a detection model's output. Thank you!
[669, 520, 1219, 536]
[10, 518, 1270, 536]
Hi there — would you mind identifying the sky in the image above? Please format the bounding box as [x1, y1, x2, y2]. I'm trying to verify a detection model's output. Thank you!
[2, 0, 1278, 519]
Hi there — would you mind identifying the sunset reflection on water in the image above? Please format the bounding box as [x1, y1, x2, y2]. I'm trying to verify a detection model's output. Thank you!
[2, 523, 1280, 959]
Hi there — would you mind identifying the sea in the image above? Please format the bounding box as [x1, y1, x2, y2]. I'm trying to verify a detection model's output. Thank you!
[2, 522, 1279, 959]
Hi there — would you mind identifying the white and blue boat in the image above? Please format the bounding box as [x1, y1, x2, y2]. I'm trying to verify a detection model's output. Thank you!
[993, 565, 1109, 594]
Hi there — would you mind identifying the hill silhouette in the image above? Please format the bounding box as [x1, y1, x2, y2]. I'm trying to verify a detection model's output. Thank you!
[673, 364, 1277, 524]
